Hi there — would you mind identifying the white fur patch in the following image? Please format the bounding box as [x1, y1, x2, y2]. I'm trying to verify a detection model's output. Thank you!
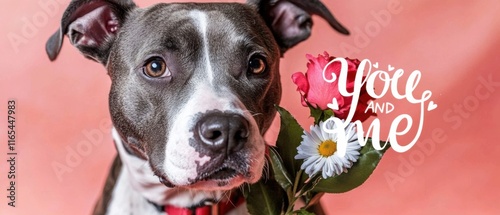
[189, 10, 214, 84]
[106, 163, 164, 215]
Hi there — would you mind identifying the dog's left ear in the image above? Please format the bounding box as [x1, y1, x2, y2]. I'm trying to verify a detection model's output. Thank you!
[46, 0, 136, 64]
[248, 0, 349, 55]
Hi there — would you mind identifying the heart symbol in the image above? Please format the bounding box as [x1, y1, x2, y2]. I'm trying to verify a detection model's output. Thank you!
[427, 101, 437, 111]
[388, 65, 395, 71]
[327, 98, 339, 110]
[373, 62, 379, 68]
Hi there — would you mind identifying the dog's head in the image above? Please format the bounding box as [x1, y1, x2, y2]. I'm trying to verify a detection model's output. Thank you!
[46, 0, 347, 190]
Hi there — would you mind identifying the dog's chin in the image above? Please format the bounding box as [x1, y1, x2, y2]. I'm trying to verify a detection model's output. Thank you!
[158, 168, 261, 191]
[189, 158, 265, 190]
[191, 166, 258, 190]
[158, 174, 245, 191]
[190, 175, 246, 191]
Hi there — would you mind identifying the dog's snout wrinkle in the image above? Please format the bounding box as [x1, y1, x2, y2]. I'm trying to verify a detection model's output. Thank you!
[196, 112, 249, 155]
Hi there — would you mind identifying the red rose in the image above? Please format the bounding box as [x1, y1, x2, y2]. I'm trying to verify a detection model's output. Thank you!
[291, 52, 375, 122]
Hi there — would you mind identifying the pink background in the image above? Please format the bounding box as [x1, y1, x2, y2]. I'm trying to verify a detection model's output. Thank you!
[1, 0, 500, 214]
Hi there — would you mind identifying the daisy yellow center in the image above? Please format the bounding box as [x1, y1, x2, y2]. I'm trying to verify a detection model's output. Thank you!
[318, 139, 337, 157]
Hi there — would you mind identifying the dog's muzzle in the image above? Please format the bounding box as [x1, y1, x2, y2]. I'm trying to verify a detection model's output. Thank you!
[192, 111, 252, 183]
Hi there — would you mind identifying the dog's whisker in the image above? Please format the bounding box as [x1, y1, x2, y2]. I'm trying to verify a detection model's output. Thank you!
[222, 190, 231, 203]
[237, 183, 250, 197]
[261, 156, 271, 181]
[242, 109, 264, 117]
[252, 113, 263, 117]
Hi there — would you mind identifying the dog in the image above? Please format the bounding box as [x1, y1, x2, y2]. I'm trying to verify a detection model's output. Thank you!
[45, 0, 347, 214]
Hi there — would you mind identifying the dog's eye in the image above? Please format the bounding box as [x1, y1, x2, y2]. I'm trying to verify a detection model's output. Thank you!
[248, 57, 266, 75]
[144, 58, 169, 78]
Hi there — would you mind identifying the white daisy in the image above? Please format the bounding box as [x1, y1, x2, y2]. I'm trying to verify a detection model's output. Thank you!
[295, 117, 361, 179]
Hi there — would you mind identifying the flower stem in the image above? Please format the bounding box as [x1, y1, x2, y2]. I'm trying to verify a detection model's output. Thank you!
[292, 170, 303, 195]
[285, 170, 304, 214]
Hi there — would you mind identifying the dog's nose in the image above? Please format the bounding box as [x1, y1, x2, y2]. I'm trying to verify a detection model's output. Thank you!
[196, 113, 249, 154]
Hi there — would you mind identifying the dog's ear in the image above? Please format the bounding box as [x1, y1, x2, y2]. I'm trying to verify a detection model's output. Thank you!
[247, 0, 349, 55]
[46, 0, 136, 64]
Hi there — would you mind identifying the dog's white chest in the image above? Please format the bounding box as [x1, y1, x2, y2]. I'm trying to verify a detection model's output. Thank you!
[106, 165, 165, 215]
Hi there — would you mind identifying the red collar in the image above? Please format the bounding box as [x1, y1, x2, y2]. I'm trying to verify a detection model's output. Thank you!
[163, 194, 245, 215]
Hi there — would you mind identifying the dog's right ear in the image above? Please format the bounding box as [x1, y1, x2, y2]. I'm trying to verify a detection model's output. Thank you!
[46, 0, 136, 64]
[247, 0, 349, 55]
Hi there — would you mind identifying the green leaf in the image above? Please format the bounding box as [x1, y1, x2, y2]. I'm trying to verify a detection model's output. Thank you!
[309, 105, 323, 124]
[275, 105, 305, 180]
[245, 179, 285, 215]
[323, 109, 334, 121]
[312, 138, 389, 193]
[308, 104, 335, 124]
[269, 147, 293, 190]
[295, 209, 315, 215]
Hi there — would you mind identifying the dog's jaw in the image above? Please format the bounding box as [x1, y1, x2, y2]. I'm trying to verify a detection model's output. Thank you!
[113, 128, 228, 207]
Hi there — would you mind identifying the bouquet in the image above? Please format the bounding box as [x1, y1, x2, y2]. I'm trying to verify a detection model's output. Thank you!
[244, 52, 390, 214]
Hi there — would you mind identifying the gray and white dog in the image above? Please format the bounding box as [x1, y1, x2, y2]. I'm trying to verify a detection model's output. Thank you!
[46, 0, 347, 214]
